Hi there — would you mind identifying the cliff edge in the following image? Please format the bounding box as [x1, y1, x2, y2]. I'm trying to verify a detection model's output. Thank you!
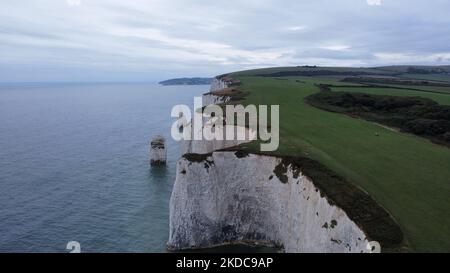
[168, 76, 403, 253]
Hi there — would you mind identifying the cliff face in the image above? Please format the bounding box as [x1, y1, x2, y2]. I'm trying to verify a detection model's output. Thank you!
[182, 123, 256, 155]
[168, 152, 373, 253]
[210, 78, 229, 92]
[183, 77, 255, 154]
[167, 76, 396, 253]
[202, 78, 231, 106]
[202, 93, 230, 106]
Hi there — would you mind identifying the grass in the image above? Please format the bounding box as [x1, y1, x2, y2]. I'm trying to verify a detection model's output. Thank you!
[331, 86, 450, 105]
[226, 72, 450, 252]
[371, 84, 450, 94]
[400, 73, 450, 83]
[233, 66, 390, 76]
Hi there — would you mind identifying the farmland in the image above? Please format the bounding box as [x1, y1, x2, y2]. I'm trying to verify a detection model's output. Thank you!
[224, 66, 450, 252]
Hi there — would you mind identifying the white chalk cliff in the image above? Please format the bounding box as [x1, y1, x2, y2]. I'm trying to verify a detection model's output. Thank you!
[168, 77, 400, 252]
[210, 78, 230, 92]
[201, 78, 231, 106]
[182, 122, 256, 155]
[182, 77, 255, 155]
[202, 93, 231, 106]
[169, 152, 375, 252]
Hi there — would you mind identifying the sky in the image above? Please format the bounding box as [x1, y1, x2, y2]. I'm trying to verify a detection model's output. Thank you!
[1, 0, 450, 82]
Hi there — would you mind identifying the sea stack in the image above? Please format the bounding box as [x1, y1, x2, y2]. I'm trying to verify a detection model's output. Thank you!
[150, 135, 167, 166]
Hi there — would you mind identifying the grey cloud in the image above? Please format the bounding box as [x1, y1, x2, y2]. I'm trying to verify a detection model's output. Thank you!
[1, 0, 450, 82]
[293, 48, 375, 61]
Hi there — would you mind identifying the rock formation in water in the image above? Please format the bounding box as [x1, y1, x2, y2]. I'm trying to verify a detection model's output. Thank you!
[150, 135, 167, 166]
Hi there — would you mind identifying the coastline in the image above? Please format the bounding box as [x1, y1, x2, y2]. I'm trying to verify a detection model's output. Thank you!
[167, 75, 404, 253]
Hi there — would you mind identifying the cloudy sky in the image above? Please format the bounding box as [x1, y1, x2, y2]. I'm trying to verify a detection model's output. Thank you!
[1, 0, 450, 82]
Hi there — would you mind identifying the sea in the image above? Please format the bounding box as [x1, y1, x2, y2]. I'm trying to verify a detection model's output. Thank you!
[0, 82, 205, 252]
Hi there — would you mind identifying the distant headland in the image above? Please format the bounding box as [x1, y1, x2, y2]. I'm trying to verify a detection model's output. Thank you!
[159, 77, 213, 86]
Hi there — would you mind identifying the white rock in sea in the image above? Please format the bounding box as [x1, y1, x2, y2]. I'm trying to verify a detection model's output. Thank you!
[150, 135, 167, 166]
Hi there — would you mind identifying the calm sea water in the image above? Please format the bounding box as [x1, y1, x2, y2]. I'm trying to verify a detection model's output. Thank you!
[0, 82, 206, 253]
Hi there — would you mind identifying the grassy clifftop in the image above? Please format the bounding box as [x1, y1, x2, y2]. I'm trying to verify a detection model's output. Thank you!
[223, 66, 450, 252]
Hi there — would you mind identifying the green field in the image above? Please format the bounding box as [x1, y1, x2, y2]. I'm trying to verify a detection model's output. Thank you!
[330, 86, 450, 105]
[389, 85, 450, 94]
[227, 69, 450, 252]
[400, 73, 450, 83]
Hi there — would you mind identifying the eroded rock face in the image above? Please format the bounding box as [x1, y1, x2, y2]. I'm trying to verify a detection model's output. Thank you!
[202, 93, 230, 106]
[210, 78, 229, 92]
[182, 124, 256, 155]
[182, 80, 255, 154]
[202, 78, 232, 106]
[168, 152, 374, 253]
